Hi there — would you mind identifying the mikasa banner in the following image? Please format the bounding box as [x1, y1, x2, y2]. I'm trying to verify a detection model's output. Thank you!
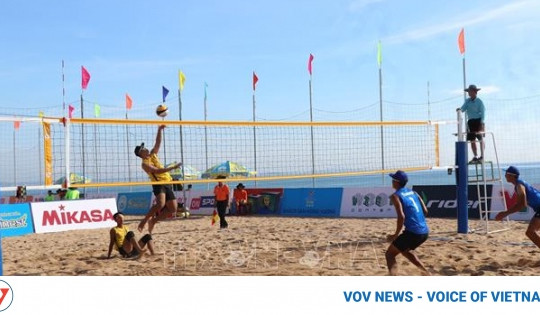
[31, 198, 117, 233]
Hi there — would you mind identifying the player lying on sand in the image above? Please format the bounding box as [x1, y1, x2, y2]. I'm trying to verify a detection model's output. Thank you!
[107, 212, 154, 259]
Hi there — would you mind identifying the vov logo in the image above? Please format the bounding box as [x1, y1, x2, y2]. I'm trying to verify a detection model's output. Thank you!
[0, 280, 13, 312]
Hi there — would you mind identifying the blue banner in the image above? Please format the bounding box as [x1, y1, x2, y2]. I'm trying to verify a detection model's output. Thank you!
[0, 203, 35, 237]
[117, 192, 153, 215]
[281, 188, 343, 217]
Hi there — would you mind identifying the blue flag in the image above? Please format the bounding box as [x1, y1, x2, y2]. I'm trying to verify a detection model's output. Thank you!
[162, 86, 169, 103]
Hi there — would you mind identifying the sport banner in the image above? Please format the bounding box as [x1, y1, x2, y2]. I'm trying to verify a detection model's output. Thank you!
[31, 198, 117, 233]
[340, 187, 396, 218]
[281, 188, 343, 217]
[0, 203, 35, 237]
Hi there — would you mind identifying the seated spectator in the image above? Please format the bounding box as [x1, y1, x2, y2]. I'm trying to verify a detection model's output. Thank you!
[45, 190, 55, 201]
[234, 183, 248, 215]
[65, 187, 80, 200]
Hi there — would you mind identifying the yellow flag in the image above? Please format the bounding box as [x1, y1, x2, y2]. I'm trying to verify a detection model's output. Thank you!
[211, 209, 219, 226]
[43, 122, 53, 186]
[179, 70, 186, 91]
[377, 41, 382, 68]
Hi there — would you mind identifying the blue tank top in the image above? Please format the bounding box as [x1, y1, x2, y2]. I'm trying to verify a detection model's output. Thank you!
[516, 179, 540, 210]
[395, 187, 429, 234]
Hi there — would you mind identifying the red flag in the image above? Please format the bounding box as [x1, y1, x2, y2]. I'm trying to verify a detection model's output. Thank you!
[126, 93, 133, 110]
[458, 28, 465, 55]
[308, 53, 314, 75]
[14, 121, 20, 130]
[68, 104, 75, 118]
[81, 66, 91, 90]
[211, 209, 219, 226]
[252, 72, 258, 91]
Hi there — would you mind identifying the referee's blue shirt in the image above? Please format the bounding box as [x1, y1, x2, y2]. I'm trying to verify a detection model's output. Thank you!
[460, 97, 485, 123]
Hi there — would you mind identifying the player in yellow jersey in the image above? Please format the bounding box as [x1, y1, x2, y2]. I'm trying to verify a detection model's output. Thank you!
[134, 125, 182, 234]
[107, 212, 154, 259]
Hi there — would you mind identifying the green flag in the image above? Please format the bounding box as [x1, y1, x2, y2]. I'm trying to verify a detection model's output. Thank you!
[94, 103, 101, 117]
[377, 41, 382, 68]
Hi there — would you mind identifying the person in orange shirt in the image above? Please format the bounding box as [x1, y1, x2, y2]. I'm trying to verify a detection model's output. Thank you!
[214, 175, 230, 229]
[234, 183, 248, 215]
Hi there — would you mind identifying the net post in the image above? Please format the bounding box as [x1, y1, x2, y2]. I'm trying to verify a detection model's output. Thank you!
[456, 109, 468, 233]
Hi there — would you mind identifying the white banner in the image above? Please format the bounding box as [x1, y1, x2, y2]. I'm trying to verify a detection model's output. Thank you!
[490, 185, 536, 221]
[31, 198, 117, 233]
[1, 277, 540, 314]
[340, 187, 396, 218]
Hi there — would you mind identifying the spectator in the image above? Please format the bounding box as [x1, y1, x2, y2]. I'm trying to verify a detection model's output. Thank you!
[234, 183, 248, 215]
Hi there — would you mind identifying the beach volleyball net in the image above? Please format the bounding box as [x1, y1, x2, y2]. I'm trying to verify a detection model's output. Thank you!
[0, 116, 443, 189]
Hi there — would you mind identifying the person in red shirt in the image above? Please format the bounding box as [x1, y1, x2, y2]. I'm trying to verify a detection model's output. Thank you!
[234, 183, 248, 215]
[214, 175, 230, 229]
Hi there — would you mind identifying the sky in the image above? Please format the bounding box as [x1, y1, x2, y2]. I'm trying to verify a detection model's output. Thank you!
[1, 0, 540, 122]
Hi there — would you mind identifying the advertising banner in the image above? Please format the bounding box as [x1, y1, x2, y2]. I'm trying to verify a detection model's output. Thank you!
[31, 198, 117, 233]
[243, 188, 283, 215]
[340, 187, 396, 218]
[412, 185, 491, 219]
[0, 203, 35, 237]
[117, 192, 153, 215]
[490, 184, 537, 221]
[186, 190, 217, 215]
[281, 188, 343, 217]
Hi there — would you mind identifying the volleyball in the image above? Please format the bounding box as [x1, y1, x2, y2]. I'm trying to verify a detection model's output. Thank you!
[156, 104, 168, 117]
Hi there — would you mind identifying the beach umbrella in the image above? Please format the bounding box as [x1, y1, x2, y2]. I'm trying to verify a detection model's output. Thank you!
[201, 161, 256, 179]
[54, 173, 92, 185]
[168, 164, 200, 180]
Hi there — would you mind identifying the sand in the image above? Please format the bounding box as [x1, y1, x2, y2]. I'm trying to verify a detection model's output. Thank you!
[2, 215, 539, 276]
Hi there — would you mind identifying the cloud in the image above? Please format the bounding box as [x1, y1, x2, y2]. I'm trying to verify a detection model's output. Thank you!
[384, 0, 538, 45]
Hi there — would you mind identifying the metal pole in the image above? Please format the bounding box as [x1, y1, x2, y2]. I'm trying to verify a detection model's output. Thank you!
[253, 91, 257, 188]
[457, 110, 468, 233]
[204, 83, 209, 189]
[309, 77, 315, 188]
[379, 67, 385, 184]
[178, 88, 187, 207]
[81, 94, 86, 197]
[13, 129, 16, 186]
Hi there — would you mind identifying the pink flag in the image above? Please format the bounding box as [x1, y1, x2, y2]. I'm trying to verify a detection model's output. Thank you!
[308, 53, 314, 75]
[252, 72, 259, 91]
[14, 121, 20, 130]
[458, 28, 465, 55]
[68, 105, 75, 118]
[81, 66, 91, 90]
[126, 94, 133, 110]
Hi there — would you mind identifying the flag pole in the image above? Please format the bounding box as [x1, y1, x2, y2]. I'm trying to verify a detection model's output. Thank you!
[93, 105, 100, 193]
[13, 127, 16, 186]
[308, 54, 315, 188]
[252, 72, 258, 188]
[126, 107, 131, 185]
[80, 93, 86, 197]
[377, 41, 385, 185]
[62, 60, 66, 117]
[204, 82, 208, 172]
[178, 76, 187, 209]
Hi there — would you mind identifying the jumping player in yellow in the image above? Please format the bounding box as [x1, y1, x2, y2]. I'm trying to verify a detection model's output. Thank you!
[134, 125, 181, 234]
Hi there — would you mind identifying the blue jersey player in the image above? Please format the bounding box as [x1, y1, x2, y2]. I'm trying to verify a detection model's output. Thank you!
[496, 166, 540, 250]
[386, 170, 430, 276]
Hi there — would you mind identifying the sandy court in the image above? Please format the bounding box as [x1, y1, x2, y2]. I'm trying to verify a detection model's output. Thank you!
[2, 215, 539, 276]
